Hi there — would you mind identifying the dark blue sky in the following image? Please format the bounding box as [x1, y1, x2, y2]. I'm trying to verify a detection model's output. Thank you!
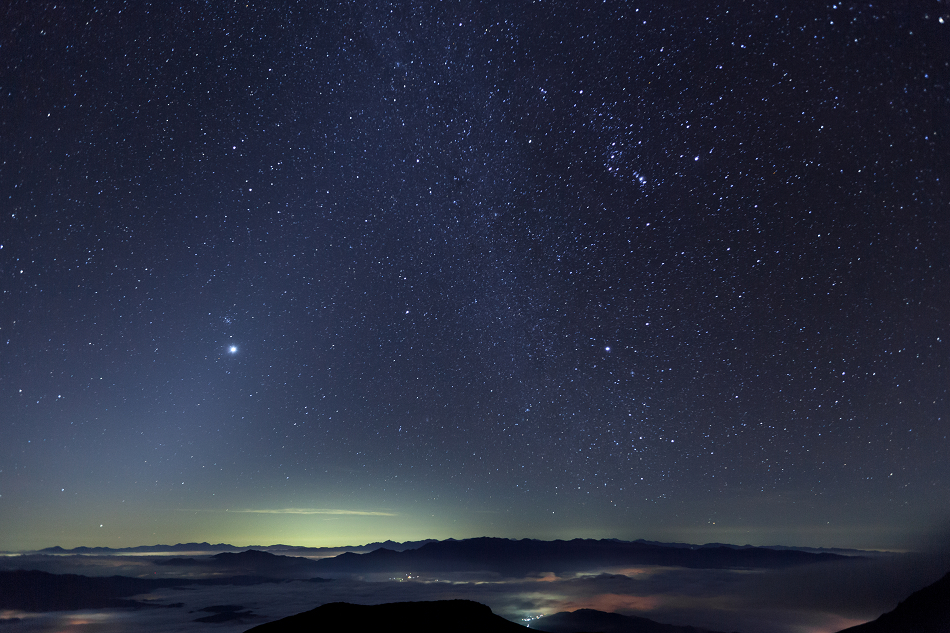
[1, 1, 948, 550]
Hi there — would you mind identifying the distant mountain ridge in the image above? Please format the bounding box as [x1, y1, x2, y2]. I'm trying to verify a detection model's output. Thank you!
[32, 539, 437, 556]
[122, 538, 863, 576]
[138, 539, 855, 580]
[304, 537, 852, 574]
[130, 537, 855, 576]
[31, 537, 867, 561]
[24, 538, 861, 582]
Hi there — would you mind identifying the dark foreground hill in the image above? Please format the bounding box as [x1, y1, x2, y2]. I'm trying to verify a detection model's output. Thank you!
[243, 600, 530, 633]
[531, 608, 735, 633]
[837, 570, 950, 633]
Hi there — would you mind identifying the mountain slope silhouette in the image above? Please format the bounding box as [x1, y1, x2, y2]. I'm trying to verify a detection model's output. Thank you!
[837, 570, 950, 633]
[531, 608, 735, 633]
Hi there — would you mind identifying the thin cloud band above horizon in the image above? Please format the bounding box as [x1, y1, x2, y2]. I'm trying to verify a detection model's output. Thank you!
[225, 508, 398, 517]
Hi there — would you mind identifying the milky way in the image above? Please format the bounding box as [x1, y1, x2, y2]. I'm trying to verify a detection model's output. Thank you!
[1, 1, 948, 550]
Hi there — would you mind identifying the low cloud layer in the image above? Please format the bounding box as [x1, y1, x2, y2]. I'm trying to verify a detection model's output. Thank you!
[4, 533, 950, 633]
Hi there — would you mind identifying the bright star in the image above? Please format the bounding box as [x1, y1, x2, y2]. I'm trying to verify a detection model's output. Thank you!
[229, 345, 238, 354]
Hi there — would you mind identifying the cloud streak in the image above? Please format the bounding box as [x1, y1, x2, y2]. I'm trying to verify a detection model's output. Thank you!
[227, 508, 397, 517]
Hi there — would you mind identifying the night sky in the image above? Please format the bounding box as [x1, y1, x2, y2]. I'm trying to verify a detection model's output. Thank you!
[2, 1, 948, 552]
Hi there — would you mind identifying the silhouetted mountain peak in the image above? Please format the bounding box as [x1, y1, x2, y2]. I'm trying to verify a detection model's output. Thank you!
[244, 599, 530, 632]
[213, 550, 281, 562]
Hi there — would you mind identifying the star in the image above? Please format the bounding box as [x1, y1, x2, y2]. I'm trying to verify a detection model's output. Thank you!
[229, 345, 238, 354]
